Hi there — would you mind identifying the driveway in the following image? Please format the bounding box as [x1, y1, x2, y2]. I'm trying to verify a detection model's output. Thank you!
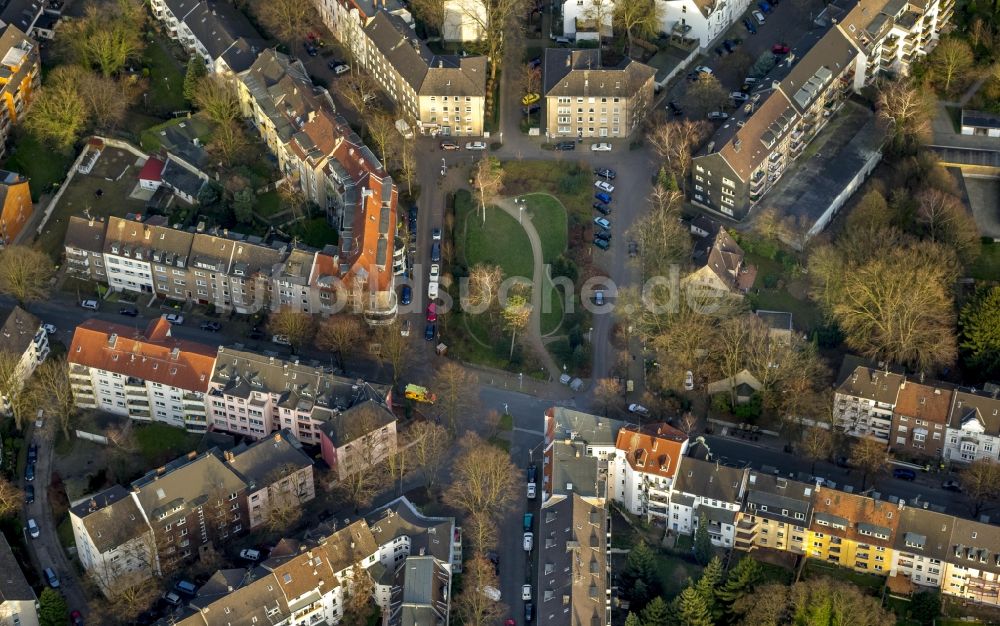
[25, 421, 89, 616]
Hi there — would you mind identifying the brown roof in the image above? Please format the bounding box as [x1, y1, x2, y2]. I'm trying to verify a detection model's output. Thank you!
[318, 519, 378, 574]
[104, 215, 194, 263]
[69, 318, 217, 393]
[704, 228, 745, 287]
[0, 305, 38, 356]
[778, 28, 858, 113]
[717, 90, 796, 182]
[949, 389, 1000, 435]
[64, 216, 107, 253]
[270, 549, 338, 601]
[836, 366, 904, 405]
[810, 490, 900, 548]
[614, 423, 687, 480]
[543, 48, 655, 98]
[178, 573, 290, 626]
[893, 382, 952, 425]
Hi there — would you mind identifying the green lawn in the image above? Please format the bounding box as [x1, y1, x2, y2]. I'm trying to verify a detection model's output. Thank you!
[969, 241, 1000, 280]
[501, 160, 593, 223]
[140, 115, 214, 154]
[524, 193, 568, 263]
[3, 131, 72, 201]
[135, 422, 203, 466]
[464, 204, 533, 279]
[498, 413, 513, 430]
[56, 516, 76, 551]
[256, 190, 283, 218]
[142, 39, 188, 116]
[288, 217, 339, 248]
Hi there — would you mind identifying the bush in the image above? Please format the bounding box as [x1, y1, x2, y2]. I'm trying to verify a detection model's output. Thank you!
[762, 274, 779, 288]
[733, 393, 763, 420]
[558, 167, 587, 195]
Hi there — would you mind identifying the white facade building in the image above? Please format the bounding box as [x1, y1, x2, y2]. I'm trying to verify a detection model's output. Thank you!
[944, 389, 1000, 463]
[656, 0, 752, 49]
[608, 423, 689, 522]
[443, 0, 487, 41]
[561, 0, 613, 41]
[669, 458, 747, 547]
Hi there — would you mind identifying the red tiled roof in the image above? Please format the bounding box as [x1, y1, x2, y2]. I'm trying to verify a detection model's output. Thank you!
[615, 423, 687, 480]
[69, 318, 217, 392]
[138, 158, 165, 182]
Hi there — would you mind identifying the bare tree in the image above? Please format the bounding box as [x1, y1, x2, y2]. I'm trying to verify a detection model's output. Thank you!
[518, 64, 542, 98]
[849, 436, 891, 490]
[876, 79, 934, 155]
[267, 307, 317, 353]
[28, 357, 76, 439]
[593, 378, 624, 416]
[367, 112, 397, 170]
[927, 38, 975, 95]
[454, 554, 507, 626]
[341, 564, 377, 624]
[453, 0, 530, 82]
[399, 139, 417, 195]
[432, 362, 477, 433]
[630, 184, 690, 277]
[916, 187, 980, 265]
[473, 157, 505, 224]
[0, 246, 55, 304]
[407, 420, 450, 493]
[78, 71, 133, 131]
[582, 0, 614, 40]
[960, 459, 1000, 517]
[316, 315, 366, 370]
[800, 427, 833, 474]
[193, 75, 241, 125]
[444, 432, 518, 553]
[208, 120, 251, 167]
[251, 0, 319, 44]
[339, 73, 381, 115]
[501, 293, 531, 360]
[646, 117, 711, 193]
[261, 464, 309, 532]
[0, 476, 21, 518]
[613, 0, 662, 56]
[464, 264, 505, 316]
[332, 402, 393, 509]
[374, 321, 409, 384]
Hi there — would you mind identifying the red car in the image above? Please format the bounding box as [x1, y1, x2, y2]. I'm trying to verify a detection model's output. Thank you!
[426, 302, 437, 322]
[505, 620, 516, 626]
[70, 610, 84, 626]
[772, 43, 790, 54]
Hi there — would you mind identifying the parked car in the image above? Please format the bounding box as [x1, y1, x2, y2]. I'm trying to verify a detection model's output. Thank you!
[528, 56, 542, 69]
[25, 485, 34, 504]
[591, 142, 612, 152]
[400, 320, 411, 337]
[708, 111, 730, 120]
[753, 10, 766, 23]
[163, 592, 181, 606]
[440, 141, 460, 150]
[25, 463, 34, 482]
[723, 39, 738, 52]
[523, 532, 533, 551]
[593, 290, 605, 306]
[487, 551, 500, 575]
[424, 323, 436, 341]
[431, 227, 442, 241]
[527, 483, 536, 499]
[465, 141, 487, 150]
[594, 180, 615, 193]
[942, 479, 962, 492]
[522, 104, 541, 115]
[628, 403, 650, 416]
[595, 191, 612, 204]
[80, 299, 99, 310]
[744, 17, 757, 33]
[594, 229, 611, 242]
[163, 313, 184, 325]
[429, 264, 440, 282]
[667, 101, 683, 116]
[730, 91, 749, 101]
[892, 468, 917, 481]
[431, 242, 441, 262]
[593, 216, 611, 230]
[525, 602, 534, 623]
[71, 610, 84, 626]
[426, 303, 437, 322]
[200, 321, 221, 332]
[44, 567, 59, 588]
[27, 518, 39, 538]
[684, 370, 695, 390]
[240, 548, 262, 561]
[593, 237, 610, 250]
[554, 141, 576, 151]
[695, 65, 713, 75]
[593, 202, 611, 215]
[247, 327, 265, 340]
[27, 442, 37, 463]
[116, 305, 137, 316]
[42, 323, 57, 335]
[772, 43, 790, 54]
[175, 580, 197, 596]
[271, 335, 291, 346]
[758, 0, 773, 12]
[332, 63, 350, 75]
[521, 92, 540, 106]
[428, 281, 439, 299]
[715, 46, 726, 57]
[594, 167, 616, 179]
[400, 285, 412, 305]
[527, 465, 537, 484]
[522, 584, 532, 601]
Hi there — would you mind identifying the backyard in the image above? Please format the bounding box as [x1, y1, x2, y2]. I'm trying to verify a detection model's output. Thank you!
[3, 131, 73, 201]
[141, 36, 189, 118]
[739, 235, 824, 333]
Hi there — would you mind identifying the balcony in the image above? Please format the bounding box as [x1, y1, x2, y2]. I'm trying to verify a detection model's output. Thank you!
[749, 171, 766, 193]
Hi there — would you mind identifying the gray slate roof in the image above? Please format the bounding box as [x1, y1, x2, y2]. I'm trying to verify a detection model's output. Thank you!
[226, 430, 312, 489]
[131, 450, 247, 522]
[367, 497, 454, 564]
[0, 532, 34, 604]
[64, 216, 107, 253]
[161, 0, 264, 72]
[675, 458, 747, 503]
[0, 305, 39, 356]
[543, 48, 655, 98]
[69, 485, 149, 554]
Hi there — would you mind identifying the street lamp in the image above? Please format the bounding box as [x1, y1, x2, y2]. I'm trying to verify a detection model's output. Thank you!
[519, 372, 523, 390]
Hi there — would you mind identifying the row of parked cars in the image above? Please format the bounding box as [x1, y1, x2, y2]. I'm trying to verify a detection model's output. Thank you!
[592, 168, 616, 250]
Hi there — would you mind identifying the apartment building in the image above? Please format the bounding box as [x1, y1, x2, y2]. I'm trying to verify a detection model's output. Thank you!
[944, 389, 1000, 464]
[0, 532, 38, 626]
[807, 490, 900, 574]
[363, 11, 487, 137]
[69, 485, 156, 597]
[542, 48, 655, 140]
[0, 170, 32, 245]
[691, 28, 859, 219]
[889, 507, 954, 589]
[735, 471, 814, 555]
[166, 496, 454, 625]
[208, 346, 393, 446]
[224, 430, 315, 530]
[833, 365, 905, 441]
[318, 400, 398, 481]
[0, 26, 38, 159]
[68, 318, 216, 432]
[0, 305, 48, 409]
[609, 423, 688, 522]
[149, 0, 264, 74]
[942, 518, 1000, 605]
[670, 458, 746, 547]
[691, 0, 949, 220]
[657, 0, 754, 48]
[64, 212, 400, 322]
[889, 381, 952, 459]
[538, 407, 613, 626]
[72, 444, 316, 594]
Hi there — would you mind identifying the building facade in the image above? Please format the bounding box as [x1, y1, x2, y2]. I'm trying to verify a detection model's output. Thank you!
[609, 423, 688, 522]
[0, 305, 48, 410]
[0, 169, 32, 246]
[542, 48, 655, 139]
[149, 0, 264, 74]
[944, 389, 1000, 463]
[889, 381, 952, 459]
[0, 26, 38, 159]
[833, 365, 904, 441]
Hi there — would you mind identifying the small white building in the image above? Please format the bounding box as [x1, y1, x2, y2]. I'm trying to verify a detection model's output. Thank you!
[443, 0, 487, 41]
[562, 0, 613, 41]
[669, 458, 747, 547]
[944, 389, 1000, 464]
[656, 0, 753, 49]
